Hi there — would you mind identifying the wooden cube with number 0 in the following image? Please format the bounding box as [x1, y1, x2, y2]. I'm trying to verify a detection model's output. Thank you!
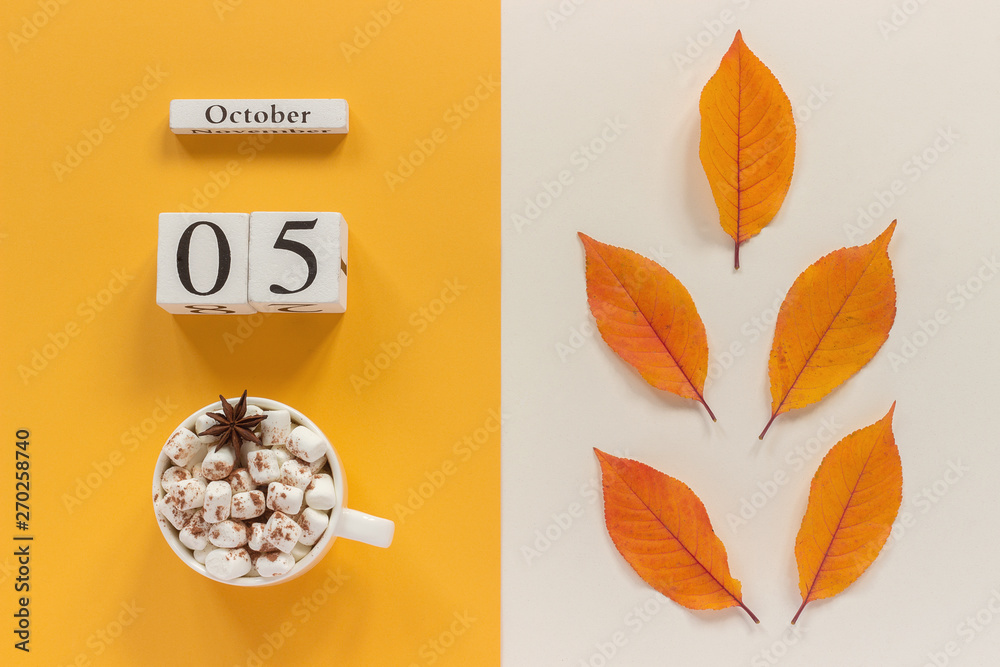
[156, 212, 254, 314]
[248, 212, 348, 313]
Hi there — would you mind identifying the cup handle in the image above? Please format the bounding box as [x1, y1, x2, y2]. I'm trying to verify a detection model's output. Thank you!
[335, 508, 395, 548]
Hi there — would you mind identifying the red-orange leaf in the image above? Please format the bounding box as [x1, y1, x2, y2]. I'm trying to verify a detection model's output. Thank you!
[596, 449, 758, 622]
[761, 221, 897, 439]
[699, 30, 796, 269]
[792, 405, 902, 624]
[579, 233, 715, 420]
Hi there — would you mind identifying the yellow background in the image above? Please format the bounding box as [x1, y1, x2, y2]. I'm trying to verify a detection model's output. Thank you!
[0, 1, 499, 665]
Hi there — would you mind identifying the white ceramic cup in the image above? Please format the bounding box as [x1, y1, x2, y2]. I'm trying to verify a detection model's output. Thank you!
[153, 397, 394, 586]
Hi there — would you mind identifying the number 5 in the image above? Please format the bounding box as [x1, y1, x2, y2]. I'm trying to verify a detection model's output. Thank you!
[246, 211, 348, 314]
[270, 219, 318, 294]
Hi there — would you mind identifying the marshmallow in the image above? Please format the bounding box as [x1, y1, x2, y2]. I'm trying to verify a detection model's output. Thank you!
[163, 427, 203, 467]
[305, 455, 327, 474]
[248, 450, 280, 485]
[203, 481, 232, 523]
[209, 520, 249, 548]
[245, 404, 264, 419]
[188, 444, 210, 466]
[290, 541, 312, 562]
[194, 413, 220, 444]
[297, 507, 330, 546]
[280, 460, 313, 490]
[191, 462, 206, 483]
[264, 512, 303, 553]
[231, 490, 266, 519]
[205, 547, 252, 580]
[261, 410, 291, 447]
[248, 522, 268, 552]
[286, 426, 326, 463]
[267, 482, 304, 515]
[193, 544, 218, 564]
[180, 509, 211, 550]
[227, 468, 254, 494]
[254, 551, 295, 577]
[156, 495, 194, 530]
[166, 477, 207, 511]
[161, 466, 192, 489]
[305, 474, 337, 511]
[241, 440, 263, 467]
[202, 444, 237, 481]
[271, 445, 292, 468]
[254, 552, 295, 577]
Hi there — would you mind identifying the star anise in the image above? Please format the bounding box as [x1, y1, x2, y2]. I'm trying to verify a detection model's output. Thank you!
[197, 390, 265, 462]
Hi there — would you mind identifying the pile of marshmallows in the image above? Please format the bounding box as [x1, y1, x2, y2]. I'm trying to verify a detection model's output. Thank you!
[154, 404, 336, 580]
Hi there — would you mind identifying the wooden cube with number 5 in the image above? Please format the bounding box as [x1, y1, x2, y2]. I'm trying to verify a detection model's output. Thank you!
[156, 213, 254, 314]
[248, 212, 348, 313]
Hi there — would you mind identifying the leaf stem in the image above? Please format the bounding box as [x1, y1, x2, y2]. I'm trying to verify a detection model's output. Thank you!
[791, 599, 808, 624]
[701, 398, 717, 422]
[735, 240, 741, 270]
[738, 599, 760, 624]
[758, 412, 778, 440]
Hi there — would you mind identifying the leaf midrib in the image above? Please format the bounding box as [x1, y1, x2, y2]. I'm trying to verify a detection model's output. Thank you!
[735, 45, 743, 247]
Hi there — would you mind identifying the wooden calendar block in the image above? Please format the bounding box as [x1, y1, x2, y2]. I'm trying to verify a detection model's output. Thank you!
[156, 213, 255, 315]
[248, 212, 348, 314]
[170, 99, 349, 134]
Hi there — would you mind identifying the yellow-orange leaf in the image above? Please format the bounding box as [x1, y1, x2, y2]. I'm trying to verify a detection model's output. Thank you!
[792, 405, 902, 624]
[595, 449, 758, 622]
[761, 221, 897, 439]
[699, 30, 796, 269]
[579, 233, 715, 420]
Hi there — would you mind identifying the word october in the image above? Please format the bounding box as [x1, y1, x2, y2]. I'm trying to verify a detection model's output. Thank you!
[170, 99, 349, 134]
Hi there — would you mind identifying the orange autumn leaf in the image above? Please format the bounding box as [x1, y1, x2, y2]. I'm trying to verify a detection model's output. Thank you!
[595, 449, 758, 622]
[792, 405, 902, 624]
[760, 221, 897, 439]
[699, 30, 796, 269]
[579, 233, 715, 420]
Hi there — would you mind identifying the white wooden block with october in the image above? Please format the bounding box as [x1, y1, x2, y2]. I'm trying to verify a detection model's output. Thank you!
[248, 212, 348, 314]
[156, 213, 254, 315]
[170, 99, 349, 134]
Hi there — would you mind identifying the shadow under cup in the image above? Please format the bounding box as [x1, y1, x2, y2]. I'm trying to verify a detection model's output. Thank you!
[152, 397, 394, 586]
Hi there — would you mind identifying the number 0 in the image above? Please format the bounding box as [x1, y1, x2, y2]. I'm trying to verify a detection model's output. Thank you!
[176, 221, 231, 296]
